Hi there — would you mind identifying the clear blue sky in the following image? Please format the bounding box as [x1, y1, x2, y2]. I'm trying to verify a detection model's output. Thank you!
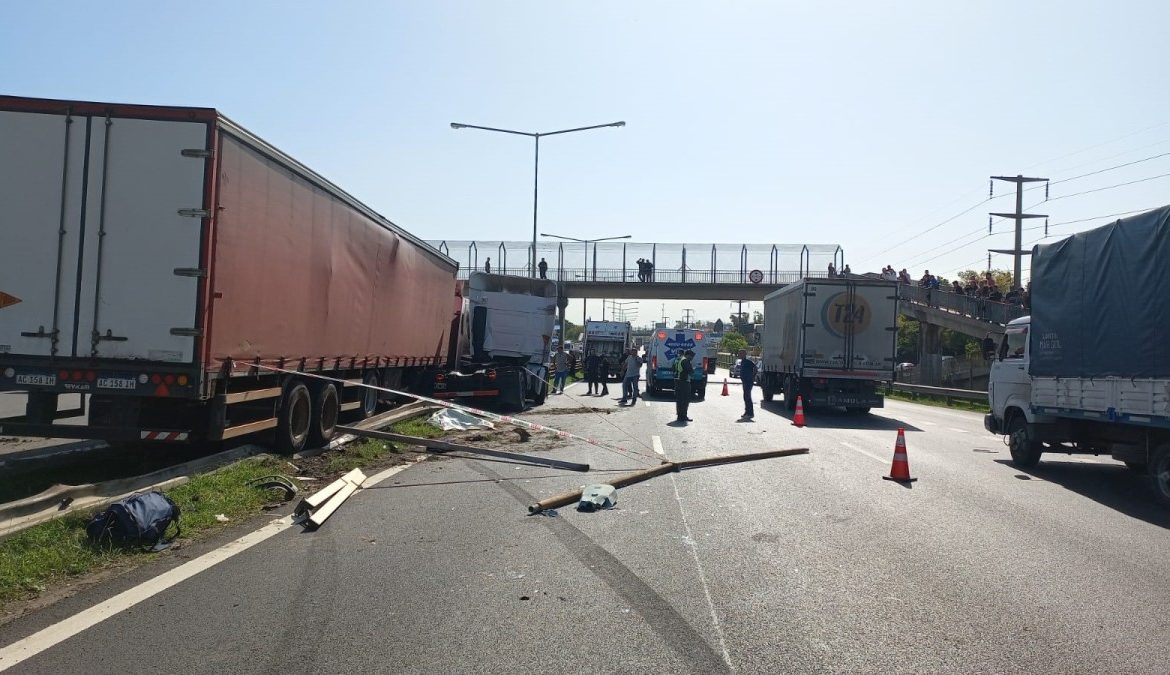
[5, 1, 1168, 326]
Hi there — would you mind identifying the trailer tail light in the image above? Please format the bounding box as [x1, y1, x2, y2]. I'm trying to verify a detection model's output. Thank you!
[177, 375, 189, 386]
[652, 356, 657, 369]
[434, 373, 446, 382]
[163, 374, 175, 385]
[695, 332, 704, 340]
[151, 374, 161, 385]
[59, 370, 69, 381]
[86, 371, 96, 382]
[486, 369, 497, 381]
[702, 357, 709, 371]
[72, 371, 83, 381]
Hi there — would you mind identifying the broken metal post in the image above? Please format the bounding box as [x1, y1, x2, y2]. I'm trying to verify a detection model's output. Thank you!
[334, 425, 590, 472]
[527, 448, 809, 514]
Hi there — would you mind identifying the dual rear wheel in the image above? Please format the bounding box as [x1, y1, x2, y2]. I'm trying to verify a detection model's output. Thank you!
[275, 379, 340, 454]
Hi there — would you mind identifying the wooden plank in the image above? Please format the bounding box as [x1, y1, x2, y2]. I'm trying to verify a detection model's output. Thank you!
[219, 418, 279, 440]
[224, 387, 283, 405]
[307, 480, 359, 529]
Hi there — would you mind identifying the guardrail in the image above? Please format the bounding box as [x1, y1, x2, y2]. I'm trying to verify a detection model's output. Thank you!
[899, 285, 1027, 325]
[888, 382, 987, 404]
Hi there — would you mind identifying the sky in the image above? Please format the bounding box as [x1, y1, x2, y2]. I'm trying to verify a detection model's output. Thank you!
[4, 1, 1169, 327]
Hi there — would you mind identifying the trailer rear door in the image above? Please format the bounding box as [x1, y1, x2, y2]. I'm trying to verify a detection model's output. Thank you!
[801, 281, 897, 378]
[0, 109, 208, 362]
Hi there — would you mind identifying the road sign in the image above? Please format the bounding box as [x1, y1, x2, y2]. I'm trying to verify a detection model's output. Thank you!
[748, 269, 763, 284]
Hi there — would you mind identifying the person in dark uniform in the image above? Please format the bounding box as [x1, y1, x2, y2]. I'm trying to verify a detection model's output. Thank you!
[597, 352, 610, 396]
[738, 348, 757, 420]
[675, 350, 694, 422]
[538, 258, 549, 279]
[584, 349, 600, 396]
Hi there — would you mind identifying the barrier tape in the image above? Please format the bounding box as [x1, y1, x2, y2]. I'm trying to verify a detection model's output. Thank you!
[226, 361, 661, 465]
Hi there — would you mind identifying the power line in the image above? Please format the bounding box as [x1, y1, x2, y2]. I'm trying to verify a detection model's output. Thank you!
[1046, 172, 1170, 202]
[1019, 119, 1170, 172]
[1021, 205, 1162, 232]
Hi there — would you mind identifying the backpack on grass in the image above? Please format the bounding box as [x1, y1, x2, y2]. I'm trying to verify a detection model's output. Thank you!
[85, 491, 181, 551]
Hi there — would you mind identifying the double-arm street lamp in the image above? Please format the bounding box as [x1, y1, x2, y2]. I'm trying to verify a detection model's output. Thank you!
[450, 121, 625, 277]
[541, 232, 631, 282]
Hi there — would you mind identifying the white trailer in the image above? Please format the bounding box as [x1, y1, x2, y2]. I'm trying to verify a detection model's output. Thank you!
[583, 320, 631, 380]
[759, 278, 898, 412]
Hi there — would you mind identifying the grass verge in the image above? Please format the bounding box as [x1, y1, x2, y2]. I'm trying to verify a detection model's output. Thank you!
[886, 389, 990, 414]
[324, 414, 443, 473]
[0, 455, 297, 609]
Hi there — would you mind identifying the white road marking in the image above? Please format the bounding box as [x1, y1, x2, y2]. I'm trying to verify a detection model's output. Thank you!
[920, 421, 937, 426]
[652, 435, 664, 456]
[840, 441, 889, 465]
[948, 427, 969, 434]
[0, 462, 418, 672]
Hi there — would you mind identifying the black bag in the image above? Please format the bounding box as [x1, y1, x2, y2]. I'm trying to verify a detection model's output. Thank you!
[86, 491, 181, 551]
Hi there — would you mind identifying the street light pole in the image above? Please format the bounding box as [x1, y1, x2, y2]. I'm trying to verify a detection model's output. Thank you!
[543, 232, 630, 340]
[450, 121, 625, 277]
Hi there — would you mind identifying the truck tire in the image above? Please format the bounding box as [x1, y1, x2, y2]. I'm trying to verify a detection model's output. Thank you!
[308, 381, 340, 448]
[533, 379, 547, 406]
[784, 377, 796, 411]
[276, 382, 312, 454]
[1148, 445, 1170, 508]
[359, 371, 380, 419]
[696, 379, 707, 400]
[1007, 416, 1043, 468]
[762, 378, 774, 402]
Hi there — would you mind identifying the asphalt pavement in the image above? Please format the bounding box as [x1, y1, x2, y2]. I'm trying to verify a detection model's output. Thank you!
[3, 370, 1169, 673]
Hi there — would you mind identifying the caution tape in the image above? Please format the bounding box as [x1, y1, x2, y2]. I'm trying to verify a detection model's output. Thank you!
[227, 361, 661, 465]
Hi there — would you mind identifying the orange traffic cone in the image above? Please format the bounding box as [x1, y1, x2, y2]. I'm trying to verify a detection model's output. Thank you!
[721, 379, 729, 396]
[883, 428, 917, 483]
[792, 396, 806, 427]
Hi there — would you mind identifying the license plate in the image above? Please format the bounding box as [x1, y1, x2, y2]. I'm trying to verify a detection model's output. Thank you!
[97, 377, 137, 390]
[16, 374, 56, 386]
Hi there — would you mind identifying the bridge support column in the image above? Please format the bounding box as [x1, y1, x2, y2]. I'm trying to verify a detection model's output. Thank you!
[557, 295, 569, 347]
[920, 323, 943, 386]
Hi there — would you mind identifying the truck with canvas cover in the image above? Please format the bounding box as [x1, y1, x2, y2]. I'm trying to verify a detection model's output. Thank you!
[644, 328, 710, 399]
[583, 320, 631, 381]
[0, 96, 458, 453]
[759, 278, 898, 413]
[985, 205, 1170, 505]
[420, 272, 555, 412]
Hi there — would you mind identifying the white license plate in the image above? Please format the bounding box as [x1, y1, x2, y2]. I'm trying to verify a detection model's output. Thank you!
[16, 374, 56, 386]
[97, 377, 137, 390]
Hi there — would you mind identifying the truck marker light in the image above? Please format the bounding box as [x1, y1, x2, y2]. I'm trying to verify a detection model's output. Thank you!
[72, 371, 83, 381]
[486, 369, 497, 381]
[177, 375, 189, 386]
[164, 374, 175, 385]
[59, 370, 69, 381]
[86, 371, 96, 382]
[154, 384, 170, 397]
[435, 373, 446, 382]
[151, 374, 161, 385]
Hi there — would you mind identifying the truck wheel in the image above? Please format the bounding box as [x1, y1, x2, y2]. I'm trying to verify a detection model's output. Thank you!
[276, 382, 312, 454]
[359, 371, 380, 419]
[762, 381, 774, 402]
[1148, 445, 1170, 507]
[784, 378, 796, 411]
[1007, 416, 1043, 468]
[308, 381, 340, 448]
[533, 380, 547, 406]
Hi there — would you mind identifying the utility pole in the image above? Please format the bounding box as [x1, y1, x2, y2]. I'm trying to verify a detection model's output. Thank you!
[989, 174, 1047, 288]
[682, 308, 695, 328]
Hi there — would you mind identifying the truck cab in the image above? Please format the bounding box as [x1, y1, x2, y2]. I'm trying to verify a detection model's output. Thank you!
[644, 328, 709, 399]
[986, 317, 1035, 433]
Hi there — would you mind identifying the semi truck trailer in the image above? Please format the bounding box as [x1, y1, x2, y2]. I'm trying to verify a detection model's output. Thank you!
[420, 272, 555, 412]
[985, 206, 1170, 506]
[0, 95, 458, 453]
[582, 320, 631, 380]
[759, 278, 898, 413]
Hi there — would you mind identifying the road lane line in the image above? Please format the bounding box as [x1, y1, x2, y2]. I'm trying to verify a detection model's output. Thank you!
[668, 474, 734, 671]
[840, 441, 888, 465]
[0, 462, 419, 672]
[948, 427, 969, 434]
[920, 421, 937, 426]
[652, 435, 664, 456]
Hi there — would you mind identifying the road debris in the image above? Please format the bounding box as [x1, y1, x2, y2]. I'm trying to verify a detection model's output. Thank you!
[335, 426, 589, 473]
[295, 468, 367, 529]
[430, 408, 494, 431]
[528, 448, 809, 514]
[214, 514, 230, 523]
[246, 475, 298, 500]
[577, 484, 617, 512]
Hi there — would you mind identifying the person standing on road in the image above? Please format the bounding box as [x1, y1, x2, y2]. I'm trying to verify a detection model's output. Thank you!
[674, 350, 694, 422]
[738, 348, 757, 420]
[552, 345, 570, 394]
[584, 349, 600, 396]
[620, 348, 640, 405]
[598, 352, 610, 396]
[538, 258, 548, 279]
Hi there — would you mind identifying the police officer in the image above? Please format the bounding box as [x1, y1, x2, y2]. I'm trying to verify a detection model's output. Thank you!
[738, 348, 757, 420]
[674, 349, 694, 423]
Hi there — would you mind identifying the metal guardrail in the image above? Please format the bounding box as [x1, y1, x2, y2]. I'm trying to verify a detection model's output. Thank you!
[889, 382, 987, 403]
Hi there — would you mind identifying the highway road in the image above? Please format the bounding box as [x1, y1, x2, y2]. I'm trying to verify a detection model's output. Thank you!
[3, 371, 1169, 673]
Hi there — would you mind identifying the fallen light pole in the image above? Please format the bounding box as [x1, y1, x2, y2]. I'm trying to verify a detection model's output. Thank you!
[334, 425, 591, 473]
[527, 448, 809, 514]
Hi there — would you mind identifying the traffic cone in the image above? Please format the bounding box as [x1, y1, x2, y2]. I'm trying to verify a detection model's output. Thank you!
[721, 379, 729, 396]
[792, 396, 806, 427]
[882, 428, 917, 483]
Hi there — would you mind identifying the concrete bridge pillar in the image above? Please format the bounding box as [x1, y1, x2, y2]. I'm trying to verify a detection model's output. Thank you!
[920, 323, 943, 386]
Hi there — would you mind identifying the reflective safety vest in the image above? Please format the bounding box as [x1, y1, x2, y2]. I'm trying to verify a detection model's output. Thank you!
[673, 357, 684, 379]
